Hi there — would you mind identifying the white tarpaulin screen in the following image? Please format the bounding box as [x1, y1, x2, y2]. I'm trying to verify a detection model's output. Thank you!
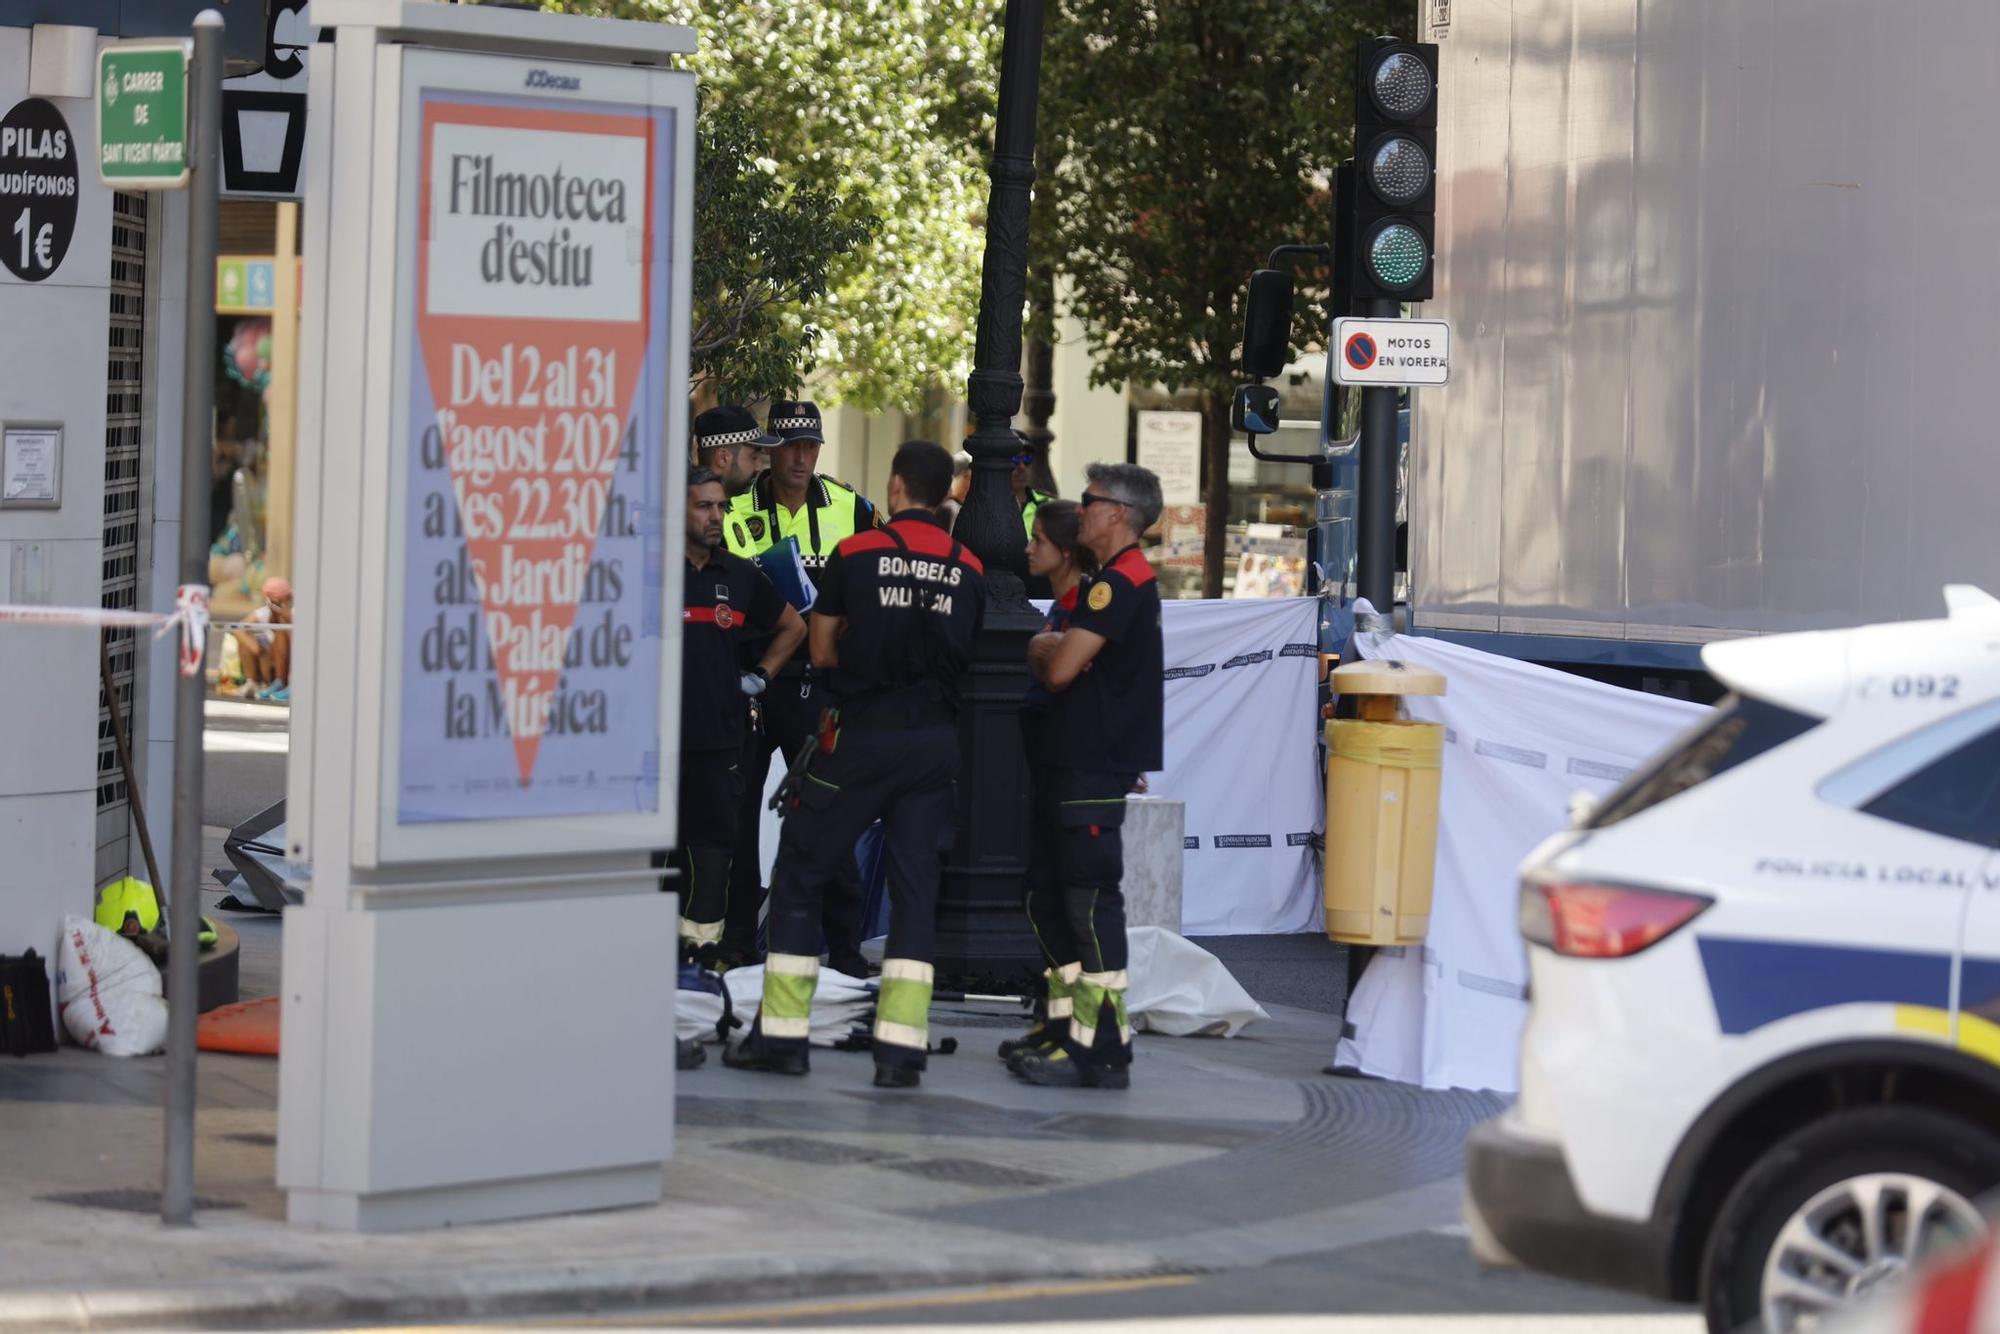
[1150, 597, 1323, 936]
[1334, 634, 1710, 1092]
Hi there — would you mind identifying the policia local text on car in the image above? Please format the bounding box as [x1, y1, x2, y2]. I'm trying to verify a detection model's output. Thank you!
[725, 441, 986, 1089]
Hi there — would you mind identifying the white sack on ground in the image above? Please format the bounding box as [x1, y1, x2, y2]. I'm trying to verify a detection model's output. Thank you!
[1126, 926, 1267, 1037]
[56, 915, 168, 1057]
[1150, 597, 1323, 936]
[1335, 636, 1709, 1093]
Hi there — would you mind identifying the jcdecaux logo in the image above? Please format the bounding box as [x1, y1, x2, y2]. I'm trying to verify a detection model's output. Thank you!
[526, 69, 581, 91]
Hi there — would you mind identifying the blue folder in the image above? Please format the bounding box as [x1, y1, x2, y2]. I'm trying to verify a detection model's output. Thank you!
[753, 536, 818, 613]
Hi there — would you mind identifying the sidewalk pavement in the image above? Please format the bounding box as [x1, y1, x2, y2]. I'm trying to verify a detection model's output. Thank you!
[3, 828, 1506, 1332]
[0, 993, 1506, 1330]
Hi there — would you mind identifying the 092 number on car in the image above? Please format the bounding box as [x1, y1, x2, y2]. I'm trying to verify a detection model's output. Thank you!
[1860, 675, 1961, 701]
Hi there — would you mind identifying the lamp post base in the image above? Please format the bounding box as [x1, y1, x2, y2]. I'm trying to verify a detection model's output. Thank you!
[934, 594, 1044, 994]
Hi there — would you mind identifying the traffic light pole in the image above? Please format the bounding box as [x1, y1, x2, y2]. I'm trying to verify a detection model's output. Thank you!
[1355, 298, 1400, 616]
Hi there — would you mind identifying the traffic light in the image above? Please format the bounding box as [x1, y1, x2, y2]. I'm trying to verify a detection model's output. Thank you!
[1348, 36, 1438, 304]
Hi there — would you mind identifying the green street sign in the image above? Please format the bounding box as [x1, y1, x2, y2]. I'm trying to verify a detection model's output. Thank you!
[97, 41, 190, 189]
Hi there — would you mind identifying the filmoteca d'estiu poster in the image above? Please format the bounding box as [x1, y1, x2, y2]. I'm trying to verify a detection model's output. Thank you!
[399, 86, 671, 824]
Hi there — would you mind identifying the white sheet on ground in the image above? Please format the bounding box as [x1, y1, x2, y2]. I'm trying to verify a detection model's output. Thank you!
[685, 930, 1266, 1045]
[1126, 926, 1268, 1037]
[677, 964, 873, 1045]
[1333, 634, 1710, 1092]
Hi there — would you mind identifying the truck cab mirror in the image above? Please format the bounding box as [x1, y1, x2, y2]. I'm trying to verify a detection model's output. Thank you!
[1241, 268, 1294, 379]
[1232, 383, 1282, 436]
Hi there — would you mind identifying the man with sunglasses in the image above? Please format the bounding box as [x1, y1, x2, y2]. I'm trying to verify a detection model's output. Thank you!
[1011, 440, 1059, 598]
[1011, 440, 1058, 539]
[1014, 462, 1165, 1089]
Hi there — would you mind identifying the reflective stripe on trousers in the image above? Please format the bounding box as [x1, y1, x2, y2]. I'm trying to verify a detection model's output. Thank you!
[1067, 968, 1131, 1051]
[874, 957, 934, 1053]
[759, 952, 820, 1040]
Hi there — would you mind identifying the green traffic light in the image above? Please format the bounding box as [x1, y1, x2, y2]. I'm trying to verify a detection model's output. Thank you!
[1368, 222, 1429, 288]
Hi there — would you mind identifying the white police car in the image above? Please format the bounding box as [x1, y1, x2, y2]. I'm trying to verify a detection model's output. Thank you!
[1464, 587, 2000, 1333]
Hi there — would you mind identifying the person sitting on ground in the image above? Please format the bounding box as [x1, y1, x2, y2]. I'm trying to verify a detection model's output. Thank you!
[231, 577, 292, 702]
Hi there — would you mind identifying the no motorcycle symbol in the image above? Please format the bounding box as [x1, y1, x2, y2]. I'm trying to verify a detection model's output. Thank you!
[1331, 317, 1450, 387]
[1343, 332, 1378, 372]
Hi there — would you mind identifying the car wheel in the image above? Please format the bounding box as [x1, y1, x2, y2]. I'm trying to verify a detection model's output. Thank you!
[1701, 1106, 1999, 1333]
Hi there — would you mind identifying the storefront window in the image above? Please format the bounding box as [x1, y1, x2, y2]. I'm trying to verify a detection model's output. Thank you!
[210, 307, 273, 617]
[1133, 359, 1325, 600]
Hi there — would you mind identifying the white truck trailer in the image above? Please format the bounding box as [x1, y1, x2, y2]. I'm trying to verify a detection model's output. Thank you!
[1408, 0, 2000, 673]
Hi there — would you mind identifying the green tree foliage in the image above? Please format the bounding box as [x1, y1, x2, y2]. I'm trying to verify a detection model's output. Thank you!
[1033, 1, 1415, 594]
[545, 1, 999, 411]
[692, 96, 877, 404]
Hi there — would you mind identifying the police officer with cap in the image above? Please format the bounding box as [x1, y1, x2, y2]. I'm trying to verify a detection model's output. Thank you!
[672, 468, 804, 964]
[725, 440, 985, 1088]
[1011, 462, 1165, 1089]
[1012, 437, 1058, 540]
[723, 400, 878, 975]
[692, 404, 779, 494]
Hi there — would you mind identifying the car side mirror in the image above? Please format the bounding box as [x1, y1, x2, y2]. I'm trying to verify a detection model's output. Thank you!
[1240, 268, 1293, 379]
[1231, 383, 1282, 436]
[1567, 789, 1600, 827]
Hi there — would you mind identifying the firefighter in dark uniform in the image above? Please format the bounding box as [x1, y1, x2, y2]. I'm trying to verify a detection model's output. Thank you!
[690, 404, 776, 967]
[997, 499, 1098, 1068]
[725, 440, 986, 1088]
[1012, 462, 1165, 1089]
[722, 400, 878, 975]
[672, 469, 805, 964]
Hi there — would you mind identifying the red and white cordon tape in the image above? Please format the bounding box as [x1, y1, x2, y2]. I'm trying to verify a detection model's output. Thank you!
[0, 585, 290, 679]
[172, 584, 210, 679]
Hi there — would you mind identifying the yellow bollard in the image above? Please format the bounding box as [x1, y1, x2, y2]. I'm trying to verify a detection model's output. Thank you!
[1323, 660, 1446, 945]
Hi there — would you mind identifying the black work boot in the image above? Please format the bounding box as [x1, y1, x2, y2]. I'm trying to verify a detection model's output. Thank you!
[1001, 969, 1066, 1065]
[722, 1035, 810, 1076]
[675, 1037, 707, 1070]
[872, 1061, 921, 1089]
[1013, 1048, 1130, 1090]
[997, 1022, 1058, 1066]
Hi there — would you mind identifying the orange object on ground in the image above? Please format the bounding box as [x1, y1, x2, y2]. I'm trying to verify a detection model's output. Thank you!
[196, 995, 279, 1056]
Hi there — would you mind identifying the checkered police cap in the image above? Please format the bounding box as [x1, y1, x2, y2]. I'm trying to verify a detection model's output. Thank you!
[693, 404, 780, 452]
[767, 399, 825, 443]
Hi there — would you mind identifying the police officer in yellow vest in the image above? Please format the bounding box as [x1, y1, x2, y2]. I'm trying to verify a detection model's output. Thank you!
[1011, 439, 1058, 600]
[1012, 441, 1057, 540]
[723, 400, 879, 976]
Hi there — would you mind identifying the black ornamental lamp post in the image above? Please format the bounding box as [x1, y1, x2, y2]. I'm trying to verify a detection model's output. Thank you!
[934, 0, 1048, 991]
[1022, 264, 1057, 492]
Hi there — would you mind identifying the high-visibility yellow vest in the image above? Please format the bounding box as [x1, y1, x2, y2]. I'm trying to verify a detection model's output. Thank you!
[723, 474, 875, 571]
[1020, 488, 1056, 539]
